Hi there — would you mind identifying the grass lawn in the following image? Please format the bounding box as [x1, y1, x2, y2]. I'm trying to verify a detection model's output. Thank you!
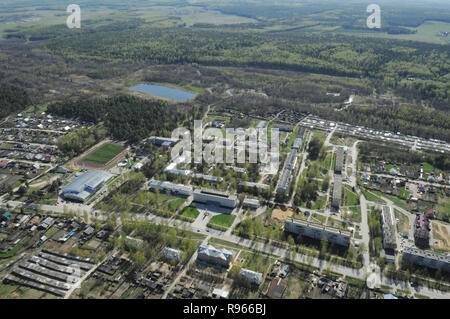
[400, 188, 410, 199]
[207, 213, 235, 231]
[0, 236, 32, 259]
[168, 198, 186, 211]
[311, 196, 327, 210]
[343, 185, 359, 206]
[372, 190, 409, 210]
[311, 212, 326, 224]
[180, 206, 200, 222]
[285, 127, 299, 152]
[44, 225, 59, 239]
[422, 162, 435, 172]
[81, 144, 125, 166]
[343, 207, 361, 223]
[361, 188, 386, 204]
[327, 217, 347, 230]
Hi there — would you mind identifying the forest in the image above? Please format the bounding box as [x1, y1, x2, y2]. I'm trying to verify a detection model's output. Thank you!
[0, 84, 30, 119]
[47, 95, 187, 143]
[8, 19, 448, 109]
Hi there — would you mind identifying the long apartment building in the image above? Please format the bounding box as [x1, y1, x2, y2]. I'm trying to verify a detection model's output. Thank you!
[331, 146, 345, 211]
[402, 246, 450, 272]
[334, 146, 344, 174]
[331, 175, 342, 209]
[284, 217, 351, 247]
[193, 188, 238, 209]
[149, 180, 193, 197]
[276, 149, 298, 194]
[381, 206, 397, 250]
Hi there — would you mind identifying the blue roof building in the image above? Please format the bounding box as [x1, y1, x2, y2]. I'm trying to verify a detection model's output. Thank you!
[61, 170, 113, 202]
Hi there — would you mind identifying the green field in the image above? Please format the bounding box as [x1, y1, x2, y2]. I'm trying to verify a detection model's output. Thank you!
[207, 213, 235, 231]
[180, 206, 200, 222]
[80, 144, 125, 166]
[342, 21, 450, 45]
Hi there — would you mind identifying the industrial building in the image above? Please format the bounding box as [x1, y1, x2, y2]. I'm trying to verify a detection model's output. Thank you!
[331, 176, 342, 210]
[196, 244, 233, 268]
[284, 217, 351, 247]
[334, 146, 345, 174]
[61, 170, 113, 202]
[242, 198, 260, 210]
[381, 206, 397, 250]
[149, 180, 193, 197]
[193, 188, 238, 209]
[239, 268, 263, 287]
[402, 246, 450, 272]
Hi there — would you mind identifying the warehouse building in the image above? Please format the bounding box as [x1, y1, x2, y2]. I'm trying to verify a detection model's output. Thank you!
[381, 206, 397, 250]
[402, 246, 450, 272]
[239, 268, 263, 287]
[334, 146, 345, 174]
[284, 217, 351, 247]
[149, 180, 193, 197]
[197, 244, 233, 268]
[61, 170, 113, 202]
[193, 189, 238, 209]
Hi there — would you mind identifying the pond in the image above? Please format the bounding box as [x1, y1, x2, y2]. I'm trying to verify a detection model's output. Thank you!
[128, 83, 197, 102]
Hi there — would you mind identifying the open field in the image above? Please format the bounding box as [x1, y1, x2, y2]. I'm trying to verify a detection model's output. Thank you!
[431, 222, 450, 253]
[394, 209, 410, 235]
[80, 143, 125, 166]
[346, 21, 450, 45]
[271, 207, 294, 222]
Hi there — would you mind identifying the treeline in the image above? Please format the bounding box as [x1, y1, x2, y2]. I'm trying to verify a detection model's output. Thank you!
[57, 126, 107, 157]
[47, 95, 184, 143]
[0, 84, 30, 119]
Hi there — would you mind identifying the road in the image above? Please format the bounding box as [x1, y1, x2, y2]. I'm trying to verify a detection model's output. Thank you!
[359, 195, 371, 270]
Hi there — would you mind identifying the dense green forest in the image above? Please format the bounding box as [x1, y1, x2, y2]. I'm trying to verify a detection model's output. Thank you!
[12, 22, 446, 109]
[47, 95, 185, 142]
[0, 84, 30, 119]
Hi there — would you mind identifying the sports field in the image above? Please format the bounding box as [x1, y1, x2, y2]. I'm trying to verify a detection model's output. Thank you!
[80, 143, 126, 166]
